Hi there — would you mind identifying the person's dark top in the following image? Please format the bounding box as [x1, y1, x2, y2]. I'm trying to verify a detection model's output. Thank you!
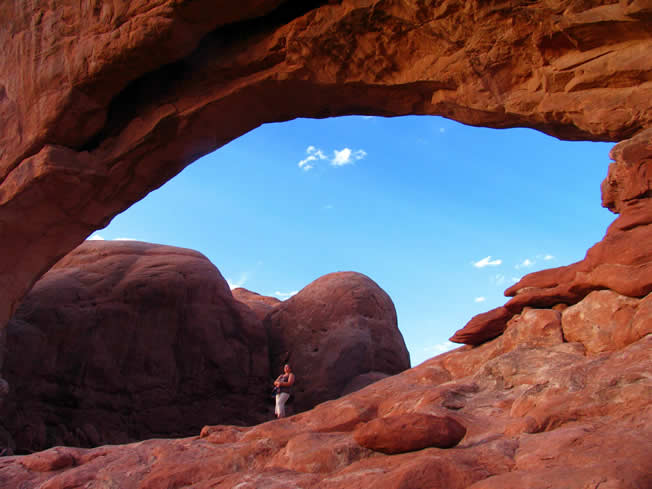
[278, 373, 292, 394]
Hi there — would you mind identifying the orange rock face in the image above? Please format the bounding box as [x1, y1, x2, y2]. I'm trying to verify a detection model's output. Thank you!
[452, 127, 652, 345]
[1, 0, 651, 352]
[265, 272, 411, 413]
[0, 307, 649, 488]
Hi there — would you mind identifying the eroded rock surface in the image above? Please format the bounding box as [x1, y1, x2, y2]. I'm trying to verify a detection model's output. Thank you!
[232, 287, 281, 321]
[1, 0, 652, 348]
[265, 272, 410, 412]
[452, 126, 652, 345]
[1, 297, 649, 489]
[2, 240, 271, 454]
[1, 244, 409, 454]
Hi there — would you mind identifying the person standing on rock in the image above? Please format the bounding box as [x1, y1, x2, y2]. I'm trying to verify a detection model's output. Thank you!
[273, 364, 295, 418]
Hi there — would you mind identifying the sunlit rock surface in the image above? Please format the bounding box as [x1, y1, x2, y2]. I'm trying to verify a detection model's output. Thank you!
[452, 127, 652, 345]
[1, 304, 649, 488]
[1, 0, 651, 343]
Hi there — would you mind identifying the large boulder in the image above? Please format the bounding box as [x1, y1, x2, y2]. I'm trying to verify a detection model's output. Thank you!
[265, 272, 410, 412]
[2, 240, 270, 453]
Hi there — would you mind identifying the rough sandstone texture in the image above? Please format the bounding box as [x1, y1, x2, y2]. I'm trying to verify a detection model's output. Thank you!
[1, 244, 409, 454]
[0, 302, 649, 488]
[0, 1, 651, 487]
[452, 127, 652, 345]
[2, 240, 272, 453]
[1, 0, 652, 359]
[265, 272, 410, 412]
[232, 287, 282, 321]
[353, 413, 467, 454]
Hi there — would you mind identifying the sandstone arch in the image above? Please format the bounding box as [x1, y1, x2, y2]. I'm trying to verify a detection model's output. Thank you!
[1, 0, 651, 382]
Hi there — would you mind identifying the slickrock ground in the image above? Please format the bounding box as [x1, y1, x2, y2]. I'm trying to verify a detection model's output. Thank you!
[1, 299, 649, 488]
[1, 243, 409, 455]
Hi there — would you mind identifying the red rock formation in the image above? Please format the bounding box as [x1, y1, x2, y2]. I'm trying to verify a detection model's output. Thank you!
[1, 0, 651, 362]
[2, 240, 271, 454]
[353, 413, 466, 454]
[0, 2, 650, 487]
[232, 287, 281, 321]
[0, 298, 649, 488]
[452, 127, 652, 345]
[265, 271, 411, 413]
[1, 245, 410, 454]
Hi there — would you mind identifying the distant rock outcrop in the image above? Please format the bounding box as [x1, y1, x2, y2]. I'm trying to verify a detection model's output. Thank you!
[265, 272, 411, 413]
[232, 287, 281, 321]
[1, 244, 410, 454]
[452, 128, 652, 346]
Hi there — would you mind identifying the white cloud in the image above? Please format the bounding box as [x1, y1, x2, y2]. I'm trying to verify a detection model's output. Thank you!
[473, 256, 502, 268]
[512, 277, 521, 283]
[274, 290, 298, 300]
[474, 296, 486, 303]
[424, 341, 457, 354]
[492, 274, 507, 286]
[298, 146, 327, 171]
[515, 258, 534, 269]
[439, 128, 446, 133]
[114, 237, 137, 241]
[87, 234, 104, 240]
[544, 254, 555, 260]
[331, 148, 366, 167]
[227, 273, 249, 290]
[323, 204, 334, 209]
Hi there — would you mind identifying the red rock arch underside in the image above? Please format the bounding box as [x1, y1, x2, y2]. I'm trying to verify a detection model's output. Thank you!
[0, 1, 651, 487]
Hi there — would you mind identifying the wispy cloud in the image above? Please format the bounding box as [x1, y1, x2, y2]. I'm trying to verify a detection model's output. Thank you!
[439, 128, 446, 133]
[227, 273, 249, 290]
[323, 204, 334, 210]
[543, 254, 555, 261]
[115, 237, 137, 241]
[331, 148, 367, 167]
[515, 258, 534, 269]
[474, 296, 486, 303]
[298, 145, 366, 170]
[472, 256, 502, 268]
[492, 274, 506, 286]
[298, 145, 327, 171]
[424, 341, 457, 355]
[274, 290, 298, 300]
[87, 234, 104, 240]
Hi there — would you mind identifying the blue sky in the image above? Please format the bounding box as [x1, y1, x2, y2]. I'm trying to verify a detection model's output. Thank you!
[89, 115, 616, 366]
